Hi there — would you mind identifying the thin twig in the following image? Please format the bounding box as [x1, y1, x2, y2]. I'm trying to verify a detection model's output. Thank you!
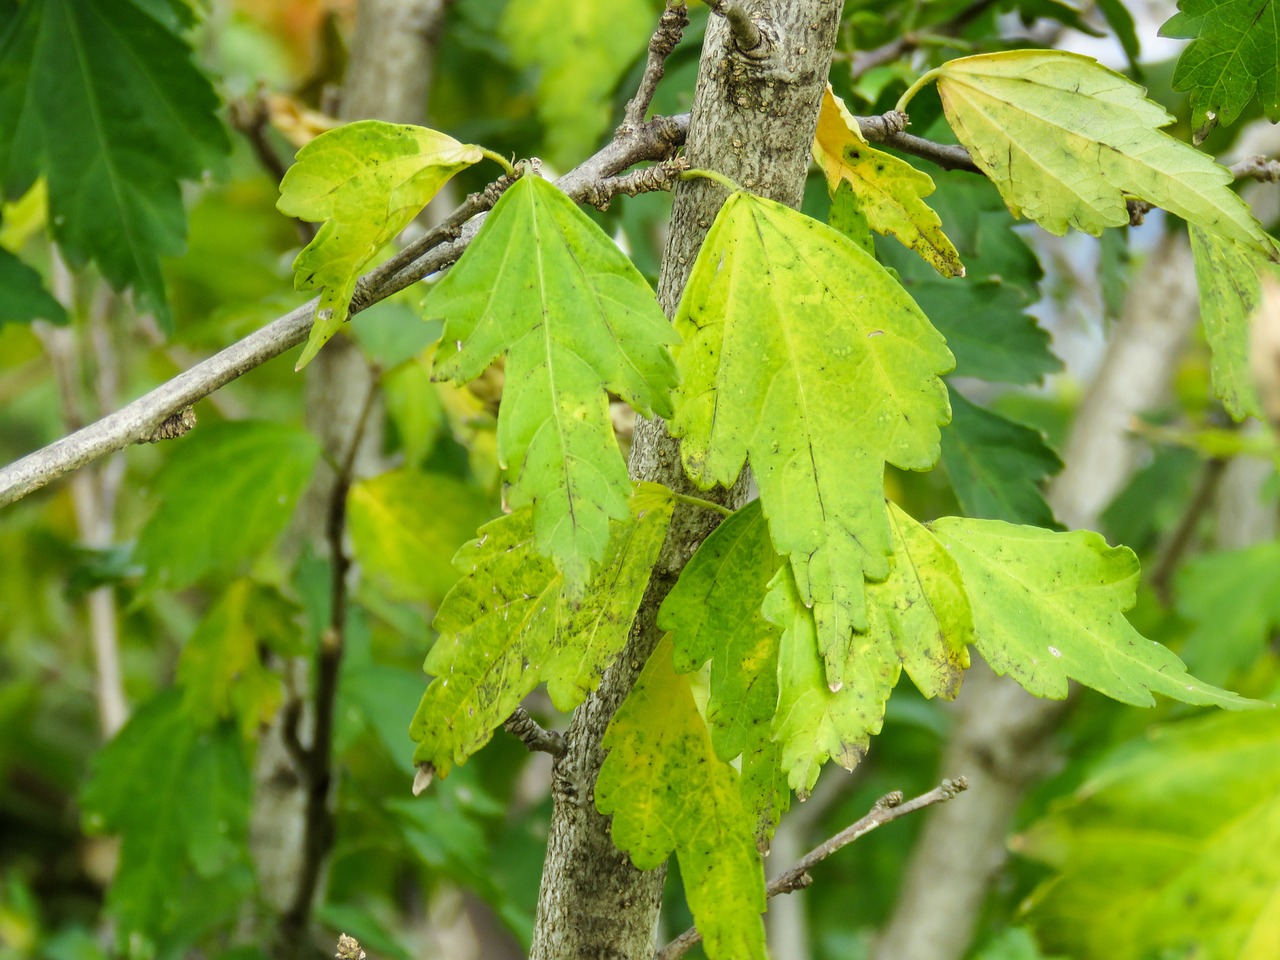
[504, 706, 567, 757]
[1231, 154, 1280, 182]
[622, 2, 690, 129]
[1148, 455, 1229, 605]
[655, 778, 969, 960]
[229, 90, 317, 244]
[580, 157, 690, 210]
[0, 113, 689, 509]
[706, 0, 763, 55]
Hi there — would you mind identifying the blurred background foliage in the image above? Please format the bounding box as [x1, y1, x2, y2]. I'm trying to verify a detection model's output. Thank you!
[0, 1, 1277, 959]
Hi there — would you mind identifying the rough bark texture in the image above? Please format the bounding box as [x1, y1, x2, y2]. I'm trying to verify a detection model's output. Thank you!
[873, 231, 1202, 960]
[529, 4, 842, 959]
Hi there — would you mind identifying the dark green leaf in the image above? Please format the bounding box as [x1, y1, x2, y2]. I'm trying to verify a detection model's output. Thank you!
[0, 247, 65, 326]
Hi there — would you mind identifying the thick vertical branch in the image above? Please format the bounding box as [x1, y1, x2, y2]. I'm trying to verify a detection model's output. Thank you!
[529, 4, 843, 959]
[873, 231, 1201, 960]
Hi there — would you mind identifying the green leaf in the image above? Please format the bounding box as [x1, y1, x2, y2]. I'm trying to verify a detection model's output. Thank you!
[766, 504, 972, 795]
[672, 191, 953, 692]
[80, 692, 252, 942]
[134, 421, 321, 591]
[1162, 0, 1280, 140]
[1176, 542, 1280, 684]
[347, 468, 496, 607]
[427, 175, 677, 588]
[409, 484, 674, 778]
[813, 86, 965, 278]
[0, 247, 65, 325]
[927, 517, 1252, 707]
[941, 389, 1062, 527]
[278, 120, 482, 369]
[932, 50, 1278, 259]
[500, 0, 654, 167]
[1096, 0, 1142, 72]
[0, 0, 229, 328]
[177, 579, 284, 737]
[1189, 224, 1269, 420]
[596, 635, 767, 960]
[1016, 710, 1280, 959]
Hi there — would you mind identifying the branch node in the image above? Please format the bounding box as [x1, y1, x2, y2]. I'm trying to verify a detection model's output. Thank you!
[504, 706, 566, 757]
[335, 934, 366, 960]
[144, 406, 197, 443]
[707, 0, 767, 58]
[875, 790, 905, 810]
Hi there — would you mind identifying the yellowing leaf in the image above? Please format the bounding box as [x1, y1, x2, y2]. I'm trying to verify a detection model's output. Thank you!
[409, 484, 673, 778]
[932, 50, 1278, 259]
[813, 86, 965, 278]
[928, 517, 1253, 707]
[597, 636, 767, 960]
[767, 504, 972, 795]
[427, 175, 678, 589]
[672, 192, 953, 692]
[277, 120, 482, 369]
[1189, 224, 1271, 420]
[1017, 711, 1280, 960]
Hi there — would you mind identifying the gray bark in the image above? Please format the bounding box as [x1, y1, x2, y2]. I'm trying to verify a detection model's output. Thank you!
[529, 4, 842, 959]
[873, 231, 1202, 960]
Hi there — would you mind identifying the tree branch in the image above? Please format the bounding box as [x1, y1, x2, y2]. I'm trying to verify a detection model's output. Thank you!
[656, 778, 969, 960]
[504, 706, 567, 757]
[622, 2, 690, 130]
[0, 113, 689, 509]
[705, 0, 763, 56]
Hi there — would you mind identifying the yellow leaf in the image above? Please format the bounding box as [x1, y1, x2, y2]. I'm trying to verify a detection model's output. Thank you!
[813, 85, 965, 278]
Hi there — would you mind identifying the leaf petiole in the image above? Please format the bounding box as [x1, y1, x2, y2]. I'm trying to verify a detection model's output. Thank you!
[680, 167, 745, 194]
[895, 67, 943, 114]
[670, 492, 734, 517]
[479, 147, 517, 177]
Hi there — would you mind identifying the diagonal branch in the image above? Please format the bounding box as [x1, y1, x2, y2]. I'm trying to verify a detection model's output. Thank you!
[655, 778, 969, 960]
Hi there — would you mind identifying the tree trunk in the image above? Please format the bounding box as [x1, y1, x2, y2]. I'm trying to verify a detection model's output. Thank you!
[529, 4, 842, 958]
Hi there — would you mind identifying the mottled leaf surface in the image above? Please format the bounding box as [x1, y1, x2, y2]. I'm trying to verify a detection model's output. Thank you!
[672, 192, 952, 692]
[1017, 711, 1280, 959]
[428, 175, 677, 588]
[813, 85, 964, 277]
[934, 51, 1277, 258]
[278, 121, 481, 368]
[941, 389, 1062, 526]
[929, 517, 1252, 706]
[409, 484, 673, 778]
[597, 636, 767, 960]
[1162, 0, 1280, 139]
[134, 422, 321, 591]
[1189, 225, 1269, 420]
[0, 0, 229, 328]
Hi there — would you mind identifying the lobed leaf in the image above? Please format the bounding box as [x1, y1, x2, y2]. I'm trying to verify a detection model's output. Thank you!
[928, 517, 1253, 707]
[672, 191, 953, 692]
[0, 0, 230, 328]
[427, 174, 678, 588]
[1188, 224, 1270, 420]
[813, 85, 965, 278]
[933, 50, 1277, 260]
[941, 389, 1062, 527]
[597, 636, 767, 960]
[278, 120, 482, 368]
[1161, 0, 1280, 140]
[409, 484, 673, 778]
[1016, 710, 1280, 959]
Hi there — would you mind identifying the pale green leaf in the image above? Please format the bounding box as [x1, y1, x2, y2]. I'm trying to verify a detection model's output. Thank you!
[672, 191, 953, 692]
[933, 50, 1277, 259]
[427, 175, 678, 588]
[278, 120, 482, 369]
[409, 484, 674, 778]
[767, 504, 971, 795]
[1017, 710, 1280, 959]
[134, 421, 321, 592]
[941, 389, 1062, 526]
[177, 579, 284, 737]
[597, 635, 767, 960]
[80, 692, 252, 942]
[0, 0, 229, 328]
[813, 85, 965, 278]
[1176, 542, 1280, 684]
[928, 517, 1252, 707]
[500, 0, 654, 167]
[1189, 224, 1270, 420]
[347, 468, 496, 607]
[1162, 0, 1280, 139]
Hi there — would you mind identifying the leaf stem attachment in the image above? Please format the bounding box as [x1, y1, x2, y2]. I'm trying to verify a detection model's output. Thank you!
[895, 67, 943, 115]
[478, 147, 516, 177]
[670, 491, 734, 517]
[680, 167, 744, 194]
